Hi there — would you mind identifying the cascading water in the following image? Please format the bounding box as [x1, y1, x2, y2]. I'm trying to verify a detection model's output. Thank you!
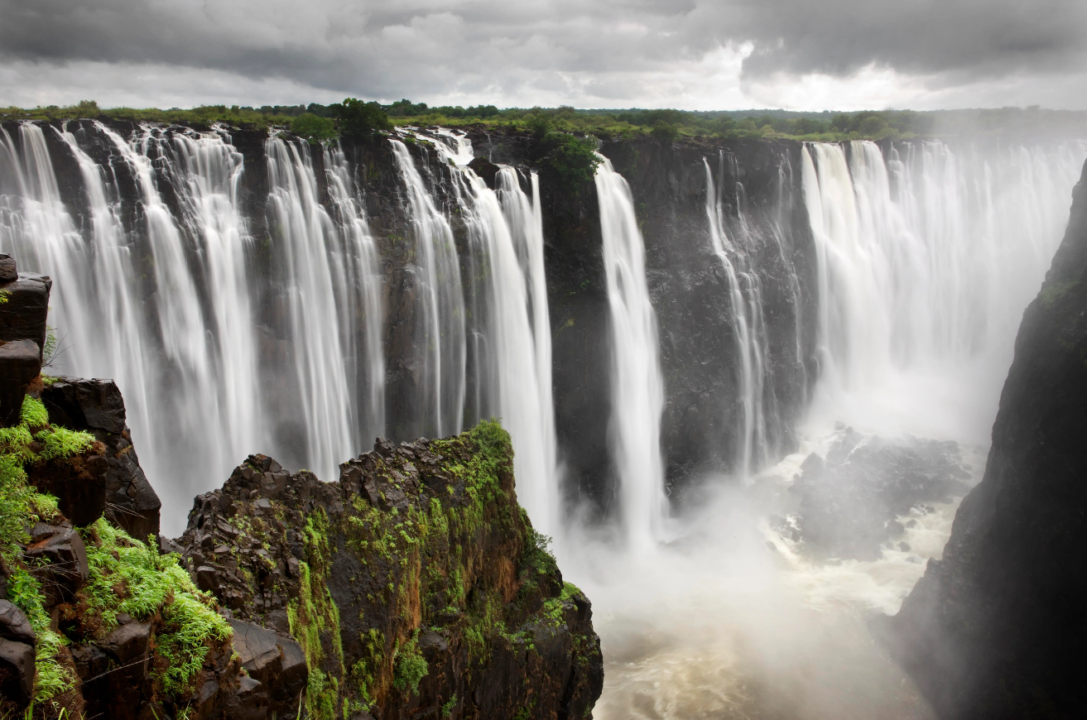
[595, 154, 667, 549]
[703, 154, 771, 478]
[428, 130, 560, 534]
[324, 144, 386, 445]
[1, 123, 390, 534]
[390, 139, 467, 439]
[265, 137, 369, 483]
[801, 139, 1087, 440]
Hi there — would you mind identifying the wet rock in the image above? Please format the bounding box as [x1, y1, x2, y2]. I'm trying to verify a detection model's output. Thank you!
[0, 600, 35, 647]
[0, 339, 41, 427]
[790, 430, 970, 560]
[101, 621, 151, 669]
[26, 526, 89, 603]
[40, 377, 161, 537]
[0, 637, 35, 708]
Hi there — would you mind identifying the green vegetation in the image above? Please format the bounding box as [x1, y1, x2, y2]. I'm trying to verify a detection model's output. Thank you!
[1, 393, 231, 714]
[538, 132, 602, 191]
[392, 631, 429, 695]
[288, 509, 345, 720]
[290, 112, 338, 145]
[1040, 279, 1080, 308]
[76, 520, 233, 700]
[5, 99, 1085, 144]
[330, 98, 394, 139]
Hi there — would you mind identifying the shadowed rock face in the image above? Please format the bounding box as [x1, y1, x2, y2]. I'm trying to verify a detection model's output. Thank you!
[0, 256, 50, 427]
[39, 377, 162, 538]
[876, 160, 1087, 719]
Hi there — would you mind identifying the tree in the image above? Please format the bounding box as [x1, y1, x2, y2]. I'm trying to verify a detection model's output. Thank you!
[651, 121, 679, 144]
[291, 113, 338, 145]
[332, 98, 392, 138]
[539, 132, 601, 191]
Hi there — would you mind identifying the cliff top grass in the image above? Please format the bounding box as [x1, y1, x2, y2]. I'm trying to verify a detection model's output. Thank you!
[4, 100, 1085, 144]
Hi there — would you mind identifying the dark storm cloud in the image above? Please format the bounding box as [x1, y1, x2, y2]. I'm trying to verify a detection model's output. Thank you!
[0, 0, 1085, 106]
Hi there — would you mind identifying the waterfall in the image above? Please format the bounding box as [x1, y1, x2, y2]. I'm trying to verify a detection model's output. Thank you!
[703, 154, 771, 478]
[596, 154, 667, 548]
[324, 144, 386, 445]
[429, 130, 560, 533]
[390, 139, 466, 438]
[801, 139, 1086, 439]
[1, 122, 389, 534]
[265, 138, 363, 481]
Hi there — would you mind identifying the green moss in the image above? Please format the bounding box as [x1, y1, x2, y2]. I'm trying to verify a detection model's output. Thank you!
[442, 694, 457, 718]
[392, 630, 428, 696]
[7, 565, 72, 705]
[80, 519, 232, 699]
[289, 508, 345, 720]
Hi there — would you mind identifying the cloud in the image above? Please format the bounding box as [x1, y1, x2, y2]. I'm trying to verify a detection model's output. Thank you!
[1, 0, 1085, 110]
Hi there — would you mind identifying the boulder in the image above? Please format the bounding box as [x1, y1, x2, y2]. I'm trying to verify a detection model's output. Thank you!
[0, 600, 35, 647]
[25, 526, 89, 604]
[40, 377, 161, 537]
[0, 637, 35, 708]
[0, 339, 41, 426]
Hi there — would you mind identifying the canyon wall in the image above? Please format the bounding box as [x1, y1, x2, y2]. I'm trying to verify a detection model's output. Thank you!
[877, 160, 1087, 718]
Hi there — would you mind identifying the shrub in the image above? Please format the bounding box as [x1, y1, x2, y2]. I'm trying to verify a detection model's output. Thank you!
[291, 112, 338, 145]
[539, 132, 601, 191]
[651, 121, 679, 143]
[332, 98, 393, 138]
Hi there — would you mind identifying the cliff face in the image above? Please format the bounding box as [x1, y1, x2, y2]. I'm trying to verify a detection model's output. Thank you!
[12, 117, 817, 522]
[878, 161, 1087, 718]
[176, 422, 603, 720]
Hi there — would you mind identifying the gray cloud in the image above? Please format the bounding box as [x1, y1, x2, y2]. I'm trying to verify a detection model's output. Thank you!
[1, 0, 1085, 109]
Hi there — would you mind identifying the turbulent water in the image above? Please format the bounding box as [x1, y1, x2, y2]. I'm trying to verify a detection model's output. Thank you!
[2, 120, 1085, 716]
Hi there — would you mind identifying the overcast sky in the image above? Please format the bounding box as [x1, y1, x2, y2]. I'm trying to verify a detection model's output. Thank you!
[2, 0, 1086, 111]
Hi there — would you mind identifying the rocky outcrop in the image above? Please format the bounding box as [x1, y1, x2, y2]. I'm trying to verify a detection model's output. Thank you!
[875, 161, 1087, 718]
[176, 423, 604, 720]
[0, 255, 51, 426]
[39, 377, 162, 538]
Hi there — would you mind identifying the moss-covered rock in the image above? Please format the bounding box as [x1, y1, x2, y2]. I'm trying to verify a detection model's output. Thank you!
[178, 420, 604, 720]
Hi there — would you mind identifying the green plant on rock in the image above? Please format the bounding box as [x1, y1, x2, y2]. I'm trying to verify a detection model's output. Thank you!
[78, 520, 233, 699]
[289, 508, 344, 720]
[392, 630, 428, 696]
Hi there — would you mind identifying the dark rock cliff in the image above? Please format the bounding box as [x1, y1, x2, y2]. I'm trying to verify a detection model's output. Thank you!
[875, 160, 1087, 718]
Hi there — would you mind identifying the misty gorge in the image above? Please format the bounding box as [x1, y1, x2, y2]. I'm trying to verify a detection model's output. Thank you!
[1, 103, 1087, 720]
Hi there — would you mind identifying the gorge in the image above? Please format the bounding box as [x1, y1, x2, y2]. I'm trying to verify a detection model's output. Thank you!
[2, 115, 1086, 718]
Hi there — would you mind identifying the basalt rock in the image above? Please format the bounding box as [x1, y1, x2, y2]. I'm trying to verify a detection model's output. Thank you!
[0, 256, 50, 426]
[176, 424, 604, 720]
[875, 160, 1087, 718]
[39, 377, 162, 537]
